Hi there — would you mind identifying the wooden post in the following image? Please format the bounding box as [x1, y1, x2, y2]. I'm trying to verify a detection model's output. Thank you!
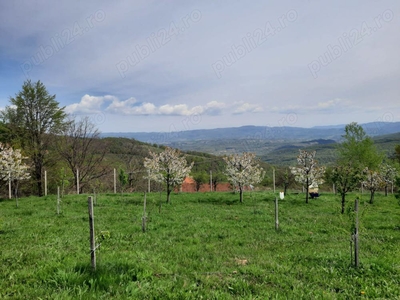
[57, 186, 60, 215]
[354, 199, 359, 268]
[333, 183, 335, 194]
[77, 169, 80, 195]
[44, 170, 47, 196]
[142, 193, 147, 232]
[113, 168, 116, 194]
[275, 197, 279, 231]
[8, 172, 11, 200]
[88, 196, 96, 271]
[273, 168, 276, 194]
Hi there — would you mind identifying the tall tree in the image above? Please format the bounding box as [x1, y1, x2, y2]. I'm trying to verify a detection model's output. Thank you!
[290, 150, 325, 203]
[144, 147, 193, 203]
[1, 80, 67, 196]
[223, 152, 264, 203]
[55, 116, 109, 194]
[331, 162, 363, 214]
[337, 122, 383, 170]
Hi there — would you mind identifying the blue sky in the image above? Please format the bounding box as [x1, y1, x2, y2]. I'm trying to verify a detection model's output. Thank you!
[1, 0, 399, 133]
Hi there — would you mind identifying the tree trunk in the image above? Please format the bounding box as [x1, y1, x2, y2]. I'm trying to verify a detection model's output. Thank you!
[341, 193, 346, 214]
[370, 190, 375, 204]
[34, 153, 43, 197]
[385, 185, 388, 197]
[35, 165, 43, 197]
[305, 178, 309, 204]
[166, 184, 171, 203]
[239, 187, 243, 203]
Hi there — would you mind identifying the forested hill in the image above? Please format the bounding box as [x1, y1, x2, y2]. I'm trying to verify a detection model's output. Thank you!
[101, 122, 400, 144]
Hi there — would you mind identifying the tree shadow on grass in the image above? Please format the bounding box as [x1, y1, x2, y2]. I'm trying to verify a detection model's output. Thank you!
[195, 194, 240, 205]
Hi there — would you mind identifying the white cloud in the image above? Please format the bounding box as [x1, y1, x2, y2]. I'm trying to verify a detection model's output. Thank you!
[1, 0, 399, 132]
[66, 94, 263, 117]
[106, 97, 137, 113]
[65, 94, 109, 114]
[233, 101, 264, 114]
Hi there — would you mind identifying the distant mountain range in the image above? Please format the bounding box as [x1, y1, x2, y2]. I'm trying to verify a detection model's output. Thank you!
[101, 122, 400, 144]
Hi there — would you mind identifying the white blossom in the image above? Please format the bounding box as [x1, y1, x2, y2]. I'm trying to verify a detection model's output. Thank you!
[223, 152, 264, 202]
[143, 147, 193, 203]
[362, 167, 385, 203]
[0, 143, 31, 182]
[290, 150, 325, 203]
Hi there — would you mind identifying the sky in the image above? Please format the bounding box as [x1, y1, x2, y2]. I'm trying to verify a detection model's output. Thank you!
[1, 0, 399, 133]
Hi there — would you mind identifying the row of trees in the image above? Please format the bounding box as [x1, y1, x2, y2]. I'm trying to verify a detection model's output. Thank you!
[288, 122, 398, 212]
[143, 147, 265, 203]
[0, 80, 398, 204]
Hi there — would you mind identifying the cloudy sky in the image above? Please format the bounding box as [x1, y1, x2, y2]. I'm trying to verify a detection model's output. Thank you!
[1, 0, 399, 133]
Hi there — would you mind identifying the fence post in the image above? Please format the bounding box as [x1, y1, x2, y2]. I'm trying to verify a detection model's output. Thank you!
[88, 196, 96, 270]
[57, 186, 60, 215]
[8, 172, 11, 199]
[275, 197, 279, 231]
[114, 168, 117, 194]
[44, 170, 47, 196]
[273, 168, 276, 194]
[77, 169, 80, 195]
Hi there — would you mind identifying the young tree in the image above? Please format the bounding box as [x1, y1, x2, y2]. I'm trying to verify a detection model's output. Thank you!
[0, 143, 30, 205]
[276, 167, 295, 195]
[223, 152, 264, 203]
[212, 172, 226, 191]
[1, 80, 67, 196]
[337, 122, 383, 170]
[290, 150, 325, 203]
[331, 163, 363, 214]
[118, 168, 128, 193]
[55, 116, 109, 193]
[379, 162, 397, 196]
[143, 147, 193, 203]
[362, 168, 384, 204]
[192, 171, 208, 192]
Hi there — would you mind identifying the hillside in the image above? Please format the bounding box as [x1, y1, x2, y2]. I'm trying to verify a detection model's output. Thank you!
[101, 133, 400, 168]
[102, 122, 400, 143]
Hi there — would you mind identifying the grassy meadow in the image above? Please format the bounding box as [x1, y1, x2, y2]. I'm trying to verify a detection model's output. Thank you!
[0, 190, 399, 299]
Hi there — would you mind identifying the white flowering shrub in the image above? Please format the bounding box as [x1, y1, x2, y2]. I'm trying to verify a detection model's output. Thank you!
[362, 168, 385, 204]
[0, 143, 30, 199]
[223, 152, 264, 203]
[144, 147, 193, 203]
[290, 150, 325, 203]
[379, 163, 397, 196]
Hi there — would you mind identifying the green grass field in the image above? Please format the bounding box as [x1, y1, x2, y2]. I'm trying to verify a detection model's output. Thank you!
[1, 191, 399, 299]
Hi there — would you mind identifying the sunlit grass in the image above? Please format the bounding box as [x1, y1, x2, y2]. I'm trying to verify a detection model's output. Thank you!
[0, 191, 399, 298]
